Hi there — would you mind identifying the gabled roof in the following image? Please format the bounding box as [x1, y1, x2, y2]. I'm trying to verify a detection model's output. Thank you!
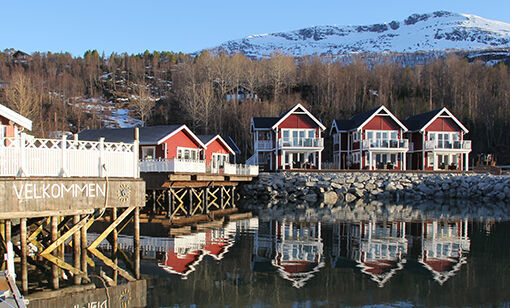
[251, 117, 280, 130]
[271, 104, 326, 131]
[251, 104, 326, 131]
[331, 106, 407, 132]
[0, 103, 32, 131]
[78, 124, 206, 148]
[404, 107, 469, 133]
[197, 134, 235, 155]
[225, 136, 241, 154]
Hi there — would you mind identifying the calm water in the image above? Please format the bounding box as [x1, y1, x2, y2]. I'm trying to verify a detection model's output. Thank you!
[136, 213, 510, 307]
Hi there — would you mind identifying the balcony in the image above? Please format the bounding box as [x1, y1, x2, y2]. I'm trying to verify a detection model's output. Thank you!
[139, 158, 206, 173]
[254, 140, 273, 150]
[362, 139, 409, 150]
[0, 135, 138, 178]
[424, 140, 472, 151]
[278, 138, 324, 149]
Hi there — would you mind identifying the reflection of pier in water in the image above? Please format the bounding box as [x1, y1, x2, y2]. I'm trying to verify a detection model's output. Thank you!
[90, 218, 258, 279]
[252, 220, 324, 288]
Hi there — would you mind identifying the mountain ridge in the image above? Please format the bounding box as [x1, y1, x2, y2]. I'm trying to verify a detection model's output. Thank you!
[206, 11, 510, 58]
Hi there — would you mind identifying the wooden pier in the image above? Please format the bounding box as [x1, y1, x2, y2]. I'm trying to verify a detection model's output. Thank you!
[0, 177, 146, 306]
[141, 172, 256, 223]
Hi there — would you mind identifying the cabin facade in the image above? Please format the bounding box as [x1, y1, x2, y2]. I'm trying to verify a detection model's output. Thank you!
[198, 134, 236, 173]
[79, 125, 207, 173]
[331, 106, 409, 170]
[404, 107, 471, 171]
[249, 104, 326, 171]
[0, 103, 32, 138]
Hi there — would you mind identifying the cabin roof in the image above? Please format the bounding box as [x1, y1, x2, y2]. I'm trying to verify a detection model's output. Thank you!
[78, 124, 205, 146]
[332, 106, 407, 132]
[225, 136, 241, 154]
[252, 103, 326, 131]
[404, 107, 468, 133]
[197, 134, 236, 155]
[0, 103, 32, 131]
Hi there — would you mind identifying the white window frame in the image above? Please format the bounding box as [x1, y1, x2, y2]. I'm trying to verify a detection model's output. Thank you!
[142, 146, 156, 160]
[177, 147, 200, 160]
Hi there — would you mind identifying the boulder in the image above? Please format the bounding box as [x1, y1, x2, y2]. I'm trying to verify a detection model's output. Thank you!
[345, 193, 357, 203]
[323, 191, 338, 205]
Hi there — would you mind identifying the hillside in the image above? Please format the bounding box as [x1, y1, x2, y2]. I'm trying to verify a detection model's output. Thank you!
[211, 11, 510, 58]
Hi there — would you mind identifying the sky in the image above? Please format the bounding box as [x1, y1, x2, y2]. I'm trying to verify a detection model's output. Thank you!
[2, 0, 510, 57]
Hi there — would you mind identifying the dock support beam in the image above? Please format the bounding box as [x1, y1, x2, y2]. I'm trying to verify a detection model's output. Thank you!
[51, 216, 59, 290]
[20, 218, 28, 294]
[73, 215, 81, 285]
[81, 215, 88, 280]
[111, 208, 118, 284]
[134, 206, 140, 280]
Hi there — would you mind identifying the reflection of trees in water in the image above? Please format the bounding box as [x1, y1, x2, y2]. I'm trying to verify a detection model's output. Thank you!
[144, 216, 510, 307]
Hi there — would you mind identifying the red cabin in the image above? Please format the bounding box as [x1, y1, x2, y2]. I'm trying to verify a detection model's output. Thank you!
[198, 135, 236, 173]
[0, 103, 32, 138]
[331, 106, 409, 170]
[249, 104, 326, 171]
[404, 107, 471, 171]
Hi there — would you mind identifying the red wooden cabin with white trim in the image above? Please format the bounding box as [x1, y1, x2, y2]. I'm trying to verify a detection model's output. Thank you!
[331, 106, 409, 170]
[404, 107, 471, 171]
[198, 135, 236, 173]
[249, 104, 326, 171]
[0, 103, 32, 138]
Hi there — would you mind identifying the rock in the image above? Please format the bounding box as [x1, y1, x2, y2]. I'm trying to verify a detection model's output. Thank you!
[345, 193, 357, 203]
[304, 193, 318, 202]
[323, 191, 338, 205]
[305, 181, 316, 187]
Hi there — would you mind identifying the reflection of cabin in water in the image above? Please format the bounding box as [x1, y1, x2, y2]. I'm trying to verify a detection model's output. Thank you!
[332, 221, 408, 287]
[252, 220, 324, 288]
[414, 219, 470, 285]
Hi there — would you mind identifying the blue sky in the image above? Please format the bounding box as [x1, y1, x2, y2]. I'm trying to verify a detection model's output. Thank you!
[2, 0, 510, 57]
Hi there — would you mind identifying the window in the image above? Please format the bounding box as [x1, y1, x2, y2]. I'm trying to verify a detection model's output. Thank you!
[177, 147, 200, 161]
[142, 147, 156, 160]
[427, 152, 434, 167]
[281, 129, 316, 147]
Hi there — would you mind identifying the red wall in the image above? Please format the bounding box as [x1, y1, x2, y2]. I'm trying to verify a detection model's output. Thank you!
[277, 114, 321, 139]
[0, 115, 16, 137]
[363, 115, 400, 131]
[426, 117, 462, 132]
[162, 130, 203, 159]
[204, 138, 230, 161]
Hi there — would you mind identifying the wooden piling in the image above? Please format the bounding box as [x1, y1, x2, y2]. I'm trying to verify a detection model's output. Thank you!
[134, 206, 140, 280]
[20, 218, 28, 294]
[73, 215, 81, 285]
[51, 216, 59, 289]
[112, 208, 118, 284]
[80, 215, 88, 279]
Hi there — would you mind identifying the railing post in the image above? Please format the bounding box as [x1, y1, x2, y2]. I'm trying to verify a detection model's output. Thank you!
[99, 137, 105, 177]
[134, 128, 140, 178]
[18, 133, 27, 177]
[60, 134, 69, 177]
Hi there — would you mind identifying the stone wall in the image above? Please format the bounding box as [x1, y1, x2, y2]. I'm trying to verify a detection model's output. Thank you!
[239, 172, 510, 209]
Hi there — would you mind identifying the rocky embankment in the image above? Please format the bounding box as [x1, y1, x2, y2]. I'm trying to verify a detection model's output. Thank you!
[240, 172, 510, 208]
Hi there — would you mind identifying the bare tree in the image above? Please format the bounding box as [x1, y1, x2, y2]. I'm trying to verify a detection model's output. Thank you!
[5, 72, 40, 120]
[130, 83, 156, 126]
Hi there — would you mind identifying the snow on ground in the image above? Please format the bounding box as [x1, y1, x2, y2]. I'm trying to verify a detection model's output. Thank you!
[73, 98, 142, 128]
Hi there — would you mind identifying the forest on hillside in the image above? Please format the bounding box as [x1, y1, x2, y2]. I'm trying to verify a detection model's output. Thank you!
[0, 49, 509, 164]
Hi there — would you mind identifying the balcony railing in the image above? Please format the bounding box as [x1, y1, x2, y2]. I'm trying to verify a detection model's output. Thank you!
[254, 140, 273, 150]
[0, 135, 138, 178]
[362, 139, 409, 150]
[223, 162, 259, 176]
[424, 140, 472, 150]
[139, 158, 206, 173]
[278, 138, 324, 148]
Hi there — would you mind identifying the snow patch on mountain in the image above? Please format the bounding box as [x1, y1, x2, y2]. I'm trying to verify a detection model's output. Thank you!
[209, 11, 510, 58]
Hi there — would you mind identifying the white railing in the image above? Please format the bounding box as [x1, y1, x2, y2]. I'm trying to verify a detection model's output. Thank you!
[362, 139, 409, 150]
[139, 158, 206, 173]
[278, 138, 324, 148]
[424, 140, 472, 150]
[223, 162, 259, 176]
[0, 135, 138, 178]
[255, 140, 273, 150]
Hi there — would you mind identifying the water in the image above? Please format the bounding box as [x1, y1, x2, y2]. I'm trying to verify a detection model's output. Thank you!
[136, 213, 510, 307]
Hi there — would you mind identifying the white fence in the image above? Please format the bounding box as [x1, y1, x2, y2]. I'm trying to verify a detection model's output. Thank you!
[0, 134, 138, 178]
[224, 162, 259, 176]
[139, 158, 206, 173]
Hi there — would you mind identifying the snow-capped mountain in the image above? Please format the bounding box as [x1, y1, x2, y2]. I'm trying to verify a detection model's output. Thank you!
[209, 11, 510, 58]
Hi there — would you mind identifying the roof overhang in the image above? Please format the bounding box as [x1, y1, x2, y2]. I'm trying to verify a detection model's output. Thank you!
[157, 124, 207, 149]
[419, 107, 469, 134]
[271, 104, 326, 131]
[357, 106, 408, 132]
[204, 135, 236, 155]
[0, 104, 32, 131]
